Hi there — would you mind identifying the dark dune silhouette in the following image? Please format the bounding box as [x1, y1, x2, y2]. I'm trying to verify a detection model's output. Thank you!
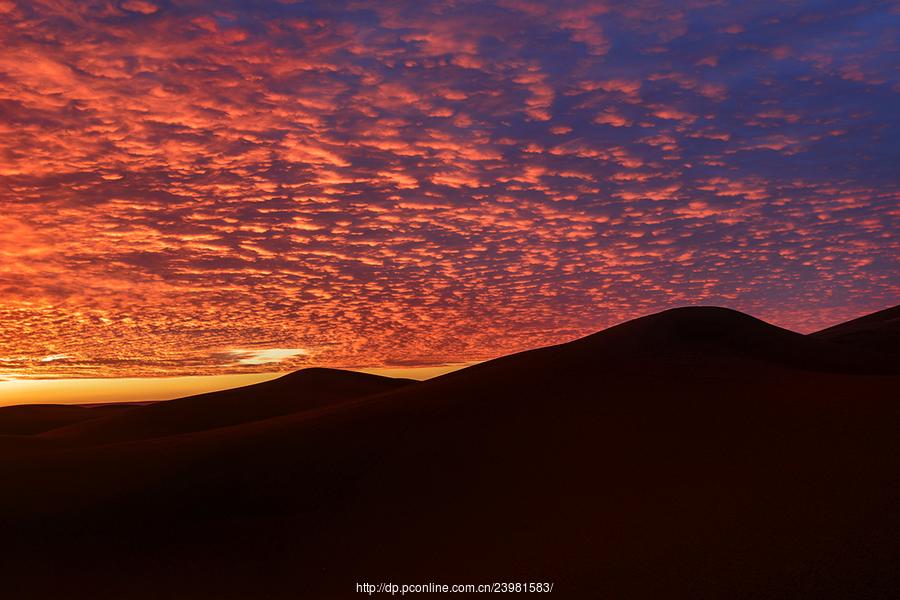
[812, 304, 900, 356]
[0, 403, 132, 435]
[41, 368, 415, 445]
[1, 306, 899, 599]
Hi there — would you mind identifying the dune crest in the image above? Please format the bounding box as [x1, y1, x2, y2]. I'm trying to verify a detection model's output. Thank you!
[1, 305, 898, 599]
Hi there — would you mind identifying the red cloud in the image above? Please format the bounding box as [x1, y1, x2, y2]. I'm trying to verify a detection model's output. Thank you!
[0, 0, 896, 379]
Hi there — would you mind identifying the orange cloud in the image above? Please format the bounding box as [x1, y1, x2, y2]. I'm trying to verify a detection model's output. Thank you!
[0, 0, 896, 381]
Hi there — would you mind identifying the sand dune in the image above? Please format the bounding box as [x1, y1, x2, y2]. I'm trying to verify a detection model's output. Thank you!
[812, 304, 900, 356]
[0, 403, 133, 436]
[1, 306, 898, 599]
[39, 367, 414, 445]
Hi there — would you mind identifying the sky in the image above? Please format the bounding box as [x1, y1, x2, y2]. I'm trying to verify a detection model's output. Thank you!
[0, 0, 898, 393]
[0, 364, 470, 406]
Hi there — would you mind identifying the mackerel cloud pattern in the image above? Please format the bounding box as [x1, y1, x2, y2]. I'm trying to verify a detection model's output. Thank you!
[1, 0, 898, 377]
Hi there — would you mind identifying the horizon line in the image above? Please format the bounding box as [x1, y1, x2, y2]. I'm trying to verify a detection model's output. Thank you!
[0, 363, 476, 408]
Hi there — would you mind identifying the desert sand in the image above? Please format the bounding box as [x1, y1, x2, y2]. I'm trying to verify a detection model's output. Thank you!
[1, 306, 898, 599]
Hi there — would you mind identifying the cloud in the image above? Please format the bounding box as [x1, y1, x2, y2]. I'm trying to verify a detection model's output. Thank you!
[229, 348, 309, 366]
[121, 1, 158, 14]
[0, 0, 896, 377]
[40, 354, 71, 363]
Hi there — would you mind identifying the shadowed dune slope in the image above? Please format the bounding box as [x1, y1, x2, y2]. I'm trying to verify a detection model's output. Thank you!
[811, 304, 900, 356]
[0, 404, 134, 436]
[424, 306, 900, 390]
[40, 368, 415, 445]
[1, 307, 899, 599]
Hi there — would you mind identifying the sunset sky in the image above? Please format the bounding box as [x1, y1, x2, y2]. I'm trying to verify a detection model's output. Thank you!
[1, 0, 898, 397]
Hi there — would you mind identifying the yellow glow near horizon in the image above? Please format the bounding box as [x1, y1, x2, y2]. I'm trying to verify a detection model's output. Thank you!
[0, 364, 474, 407]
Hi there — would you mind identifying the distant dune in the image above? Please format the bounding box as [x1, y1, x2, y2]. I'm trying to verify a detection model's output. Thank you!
[1, 305, 898, 599]
[811, 304, 900, 356]
[0, 403, 132, 436]
[41, 368, 415, 445]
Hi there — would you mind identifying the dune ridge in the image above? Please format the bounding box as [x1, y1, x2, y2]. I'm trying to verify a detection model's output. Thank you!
[0, 305, 898, 599]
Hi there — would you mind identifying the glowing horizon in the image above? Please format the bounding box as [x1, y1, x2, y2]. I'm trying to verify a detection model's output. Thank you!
[0, 0, 897, 382]
[0, 363, 474, 407]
